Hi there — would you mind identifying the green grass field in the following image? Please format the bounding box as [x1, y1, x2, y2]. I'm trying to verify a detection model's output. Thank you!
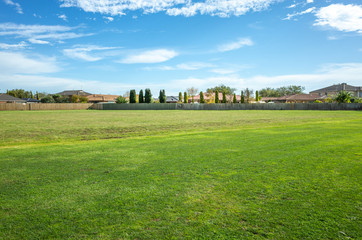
[0, 110, 361, 239]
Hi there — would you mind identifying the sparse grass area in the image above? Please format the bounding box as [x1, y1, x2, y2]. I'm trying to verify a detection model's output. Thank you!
[0, 110, 361, 239]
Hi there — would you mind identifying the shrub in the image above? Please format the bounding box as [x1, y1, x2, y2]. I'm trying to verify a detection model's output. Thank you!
[71, 95, 79, 103]
[215, 90, 219, 103]
[79, 96, 88, 103]
[334, 91, 352, 103]
[314, 100, 323, 103]
[116, 96, 127, 103]
[40, 95, 55, 103]
[145, 89, 152, 103]
[200, 91, 205, 103]
[129, 89, 136, 103]
[222, 91, 226, 103]
[139, 90, 144, 103]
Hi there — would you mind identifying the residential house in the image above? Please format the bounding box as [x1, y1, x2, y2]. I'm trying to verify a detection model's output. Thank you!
[191, 92, 241, 103]
[0, 93, 26, 103]
[56, 90, 92, 99]
[261, 93, 322, 103]
[22, 98, 40, 103]
[87, 94, 119, 103]
[310, 83, 362, 98]
[166, 96, 179, 103]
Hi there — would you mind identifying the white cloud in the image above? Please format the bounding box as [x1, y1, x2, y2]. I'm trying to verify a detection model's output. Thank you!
[63, 45, 118, 61]
[103, 16, 114, 22]
[314, 4, 362, 33]
[0, 23, 91, 45]
[284, 7, 315, 20]
[0, 41, 27, 49]
[4, 0, 23, 14]
[144, 62, 214, 71]
[60, 0, 279, 17]
[120, 49, 178, 64]
[58, 14, 68, 21]
[307, 0, 313, 3]
[218, 38, 253, 52]
[0, 51, 59, 74]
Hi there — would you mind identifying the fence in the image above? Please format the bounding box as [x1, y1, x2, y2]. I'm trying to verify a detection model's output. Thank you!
[98, 103, 362, 111]
[0, 103, 94, 111]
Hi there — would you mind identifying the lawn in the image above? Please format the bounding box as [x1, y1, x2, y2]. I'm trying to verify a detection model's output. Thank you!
[0, 110, 361, 239]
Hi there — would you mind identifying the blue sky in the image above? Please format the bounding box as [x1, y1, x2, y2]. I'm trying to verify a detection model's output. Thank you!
[0, 0, 361, 95]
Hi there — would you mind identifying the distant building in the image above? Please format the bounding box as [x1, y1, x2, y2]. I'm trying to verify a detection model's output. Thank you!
[22, 98, 40, 103]
[56, 90, 92, 99]
[310, 83, 362, 98]
[87, 94, 119, 103]
[261, 93, 322, 103]
[0, 93, 26, 103]
[166, 96, 179, 103]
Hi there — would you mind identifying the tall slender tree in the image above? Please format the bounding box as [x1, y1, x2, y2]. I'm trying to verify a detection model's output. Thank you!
[215, 90, 219, 103]
[129, 89, 136, 103]
[139, 89, 144, 103]
[178, 92, 182, 103]
[159, 89, 166, 103]
[240, 90, 245, 103]
[222, 91, 226, 103]
[233, 93, 237, 103]
[255, 90, 260, 102]
[36, 92, 40, 100]
[145, 88, 152, 103]
[183, 92, 188, 103]
[200, 91, 205, 103]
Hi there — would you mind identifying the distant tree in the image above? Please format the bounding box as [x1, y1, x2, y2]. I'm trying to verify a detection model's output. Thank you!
[79, 96, 88, 103]
[334, 91, 352, 103]
[8, 89, 32, 99]
[139, 90, 144, 103]
[178, 92, 183, 103]
[187, 87, 198, 103]
[40, 95, 55, 103]
[206, 89, 215, 103]
[159, 89, 166, 103]
[222, 91, 226, 103]
[183, 92, 188, 103]
[207, 84, 236, 95]
[240, 90, 245, 103]
[129, 89, 136, 103]
[233, 93, 237, 103]
[71, 95, 79, 103]
[52, 94, 62, 103]
[145, 88, 152, 103]
[200, 91, 205, 103]
[6, 89, 9, 95]
[116, 95, 128, 103]
[259, 85, 305, 97]
[245, 88, 253, 103]
[215, 90, 219, 103]
[255, 91, 260, 101]
[123, 91, 130, 98]
[30, 92, 34, 99]
[36, 92, 40, 100]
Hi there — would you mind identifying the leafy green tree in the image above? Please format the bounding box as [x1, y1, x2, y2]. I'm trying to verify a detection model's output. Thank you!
[139, 90, 144, 103]
[222, 91, 226, 103]
[79, 96, 88, 103]
[187, 87, 198, 103]
[8, 89, 32, 98]
[159, 89, 166, 103]
[71, 95, 79, 103]
[245, 88, 253, 103]
[36, 92, 40, 100]
[259, 85, 305, 97]
[178, 92, 182, 103]
[200, 91, 205, 103]
[145, 88, 152, 103]
[116, 96, 128, 103]
[334, 91, 352, 103]
[233, 93, 237, 103]
[30, 92, 34, 99]
[183, 92, 188, 103]
[255, 91, 260, 101]
[215, 90, 219, 103]
[40, 95, 55, 103]
[129, 89, 136, 103]
[240, 90, 245, 103]
[207, 84, 236, 95]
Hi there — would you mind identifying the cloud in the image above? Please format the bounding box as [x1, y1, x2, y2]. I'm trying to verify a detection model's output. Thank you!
[0, 41, 27, 49]
[0, 23, 91, 45]
[60, 0, 279, 17]
[63, 45, 118, 61]
[284, 7, 315, 20]
[314, 4, 362, 33]
[58, 14, 68, 21]
[144, 62, 214, 71]
[0, 51, 59, 74]
[306, 0, 313, 3]
[103, 16, 114, 22]
[120, 49, 178, 64]
[217, 38, 253, 52]
[4, 0, 23, 14]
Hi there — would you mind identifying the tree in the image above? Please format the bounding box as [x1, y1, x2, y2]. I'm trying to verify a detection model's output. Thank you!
[187, 87, 198, 103]
[116, 96, 128, 103]
[240, 90, 245, 103]
[259, 85, 305, 97]
[205, 89, 215, 103]
[129, 89, 136, 103]
[159, 89, 166, 103]
[200, 91, 205, 103]
[222, 91, 226, 103]
[145, 88, 152, 103]
[178, 92, 182, 103]
[123, 91, 130, 98]
[244, 88, 253, 103]
[215, 90, 219, 103]
[334, 91, 352, 103]
[79, 96, 88, 103]
[255, 91, 260, 101]
[8, 89, 32, 99]
[36, 92, 40, 100]
[233, 93, 237, 103]
[139, 90, 144, 103]
[71, 95, 79, 103]
[183, 92, 188, 103]
[207, 84, 236, 95]
[30, 92, 34, 99]
[40, 95, 55, 103]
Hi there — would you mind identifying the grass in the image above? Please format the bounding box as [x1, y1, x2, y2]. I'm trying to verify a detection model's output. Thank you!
[0, 110, 361, 239]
